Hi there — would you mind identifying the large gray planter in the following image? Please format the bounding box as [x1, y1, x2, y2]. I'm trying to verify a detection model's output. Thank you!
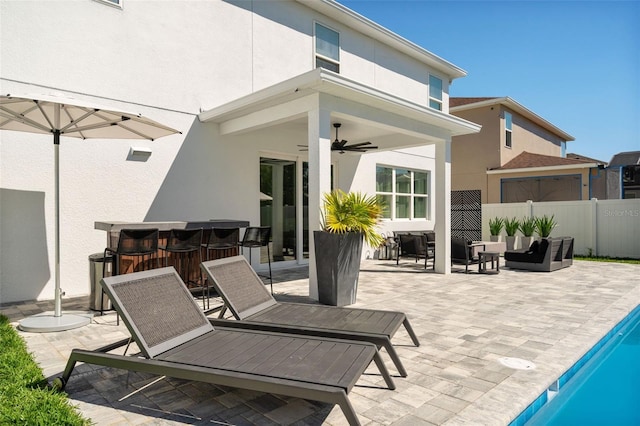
[314, 231, 363, 307]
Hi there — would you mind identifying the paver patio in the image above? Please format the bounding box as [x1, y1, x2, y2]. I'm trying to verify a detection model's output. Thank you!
[3, 259, 639, 425]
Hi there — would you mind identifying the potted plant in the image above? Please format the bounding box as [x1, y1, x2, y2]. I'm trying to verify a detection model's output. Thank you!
[535, 214, 557, 238]
[519, 216, 536, 249]
[503, 217, 519, 250]
[488, 217, 504, 242]
[314, 190, 384, 306]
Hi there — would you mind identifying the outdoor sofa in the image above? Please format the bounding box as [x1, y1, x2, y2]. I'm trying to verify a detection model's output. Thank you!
[504, 236, 574, 272]
[201, 255, 420, 377]
[55, 267, 395, 425]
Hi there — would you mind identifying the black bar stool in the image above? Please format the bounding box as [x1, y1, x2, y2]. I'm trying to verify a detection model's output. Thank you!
[239, 226, 273, 294]
[159, 228, 207, 309]
[202, 227, 239, 260]
[102, 228, 159, 321]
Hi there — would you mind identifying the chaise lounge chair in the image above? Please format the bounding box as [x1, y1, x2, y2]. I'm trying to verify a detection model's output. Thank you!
[201, 256, 420, 377]
[55, 267, 395, 425]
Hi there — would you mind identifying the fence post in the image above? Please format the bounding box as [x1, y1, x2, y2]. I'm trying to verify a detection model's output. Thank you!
[527, 200, 534, 218]
[591, 198, 598, 257]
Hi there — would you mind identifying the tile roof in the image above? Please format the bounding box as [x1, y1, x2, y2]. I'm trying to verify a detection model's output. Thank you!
[566, 153, 607, 165]
[495, 151, 597, 170]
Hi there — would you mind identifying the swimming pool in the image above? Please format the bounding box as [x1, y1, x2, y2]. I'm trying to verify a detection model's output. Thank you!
[510, 304, 640, 425]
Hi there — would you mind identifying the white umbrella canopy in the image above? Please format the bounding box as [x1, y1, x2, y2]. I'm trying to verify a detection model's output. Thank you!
[0, 93, 181, 332]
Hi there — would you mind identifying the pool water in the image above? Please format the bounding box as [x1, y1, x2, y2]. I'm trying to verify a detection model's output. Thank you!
[525, 307, 640, 425]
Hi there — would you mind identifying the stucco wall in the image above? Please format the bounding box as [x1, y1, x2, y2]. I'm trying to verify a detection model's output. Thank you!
[1, 1, 450, 302]
[451, 103, 568, 204]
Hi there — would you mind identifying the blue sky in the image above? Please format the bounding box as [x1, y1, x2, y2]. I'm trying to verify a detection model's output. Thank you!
[340, 0, 640, 163]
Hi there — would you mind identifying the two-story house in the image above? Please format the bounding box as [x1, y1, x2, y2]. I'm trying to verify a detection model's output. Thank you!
[0, 0, 480, 303]
[449, 97, 603, 204]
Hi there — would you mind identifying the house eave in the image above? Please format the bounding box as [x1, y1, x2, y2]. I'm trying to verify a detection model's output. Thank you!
[451, 97, 575, 142]
[296, 0, 467, 80]
[198, 68, 481, 137]
[487, 162, 599, 175]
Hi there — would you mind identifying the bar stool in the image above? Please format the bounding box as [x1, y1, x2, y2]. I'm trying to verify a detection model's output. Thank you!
[239, 226, 273, 294]
[202, 227, 239, 261]
[159, 228, 207, 309]
[102, 228, 159, 321]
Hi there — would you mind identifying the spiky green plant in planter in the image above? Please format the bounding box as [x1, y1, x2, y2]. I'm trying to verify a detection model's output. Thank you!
[519, 216, 536, 249]
[316, 190, 384, 306]
[488, 217, 504, 241]
[504, 217, 520, 236]
[534, 214, 557, 238]
[503, 217, 520, 250]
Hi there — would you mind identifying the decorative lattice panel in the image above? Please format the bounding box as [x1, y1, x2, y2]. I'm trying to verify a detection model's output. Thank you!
[451, 190, 481, 241]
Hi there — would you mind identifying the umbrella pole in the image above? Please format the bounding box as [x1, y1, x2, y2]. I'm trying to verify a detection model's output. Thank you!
[54, 130, 61, 317]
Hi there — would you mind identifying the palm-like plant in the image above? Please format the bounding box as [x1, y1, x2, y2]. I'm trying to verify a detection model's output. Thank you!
[321, 190, 384, 247]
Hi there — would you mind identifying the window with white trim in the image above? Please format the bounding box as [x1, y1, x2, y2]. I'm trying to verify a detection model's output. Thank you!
[505, 111, 513, 148]
[376, 166, 430, 220]
[315, 23, 340, 73]
[428, 75, 443, 111]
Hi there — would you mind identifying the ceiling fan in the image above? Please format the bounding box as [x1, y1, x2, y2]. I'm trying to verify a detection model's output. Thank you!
[298, 123, 378, 154]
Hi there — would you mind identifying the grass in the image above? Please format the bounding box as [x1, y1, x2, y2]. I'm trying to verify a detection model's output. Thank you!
[0, 315, 91, 425]
[575, 255, 640, 265]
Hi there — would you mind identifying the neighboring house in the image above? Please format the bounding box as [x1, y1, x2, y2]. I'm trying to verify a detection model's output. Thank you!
[602, 151, 640, 199]
[448, 97, 606, 203]
[0, 0, 480, 303]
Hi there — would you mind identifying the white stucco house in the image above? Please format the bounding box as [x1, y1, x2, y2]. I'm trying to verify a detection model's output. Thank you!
[0, 0, 480, 305]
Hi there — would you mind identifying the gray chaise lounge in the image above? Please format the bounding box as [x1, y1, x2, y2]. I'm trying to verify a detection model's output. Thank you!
[201, 256, 420, 377]
[56, 267, 395, 425]
[504, 236, 574, 272]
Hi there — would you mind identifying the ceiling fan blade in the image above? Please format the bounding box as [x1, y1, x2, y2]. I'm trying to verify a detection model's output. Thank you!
[344, 141, 372, 148]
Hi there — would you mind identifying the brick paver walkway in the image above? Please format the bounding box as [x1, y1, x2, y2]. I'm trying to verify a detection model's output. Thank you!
[3, 260, 639, 425]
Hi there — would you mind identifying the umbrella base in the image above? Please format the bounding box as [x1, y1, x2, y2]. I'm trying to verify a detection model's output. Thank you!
[18, 311, 92, 333]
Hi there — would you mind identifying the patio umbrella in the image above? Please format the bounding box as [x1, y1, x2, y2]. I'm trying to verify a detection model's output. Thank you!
[0, 93, 181, 332]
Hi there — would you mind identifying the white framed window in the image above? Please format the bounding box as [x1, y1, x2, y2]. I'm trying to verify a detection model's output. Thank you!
[505, 111, 513, 148]
[428, 74, 443, 111]
[376, 165, 430, 220]
[315, 22, 340, 73]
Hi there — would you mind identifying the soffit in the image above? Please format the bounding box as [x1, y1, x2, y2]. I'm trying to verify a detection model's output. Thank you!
[198, 69, 481, 140]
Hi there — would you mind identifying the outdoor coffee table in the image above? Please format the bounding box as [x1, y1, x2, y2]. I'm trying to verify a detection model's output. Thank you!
[478, 251, 500, 274]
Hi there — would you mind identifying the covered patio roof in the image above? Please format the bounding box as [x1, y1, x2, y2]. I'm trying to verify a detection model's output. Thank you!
[198, 68, 481, 298]
[198, 68, 480, 144]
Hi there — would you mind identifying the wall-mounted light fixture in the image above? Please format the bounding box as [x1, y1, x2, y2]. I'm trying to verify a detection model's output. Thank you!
[127, 146, 152, 162]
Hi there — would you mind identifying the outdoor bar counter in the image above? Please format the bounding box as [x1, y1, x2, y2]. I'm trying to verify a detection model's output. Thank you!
[95, 219, 250, 233]
[95, 219, 250, 278]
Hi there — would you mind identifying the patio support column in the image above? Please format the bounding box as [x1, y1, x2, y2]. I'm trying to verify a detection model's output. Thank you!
[307, 108, 332, 300]
[434, 137, 452, 274]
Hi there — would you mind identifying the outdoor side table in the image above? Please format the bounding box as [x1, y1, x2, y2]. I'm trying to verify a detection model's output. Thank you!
[478, 251, 500, 274]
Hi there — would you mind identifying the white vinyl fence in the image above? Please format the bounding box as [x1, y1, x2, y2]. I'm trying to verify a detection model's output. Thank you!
[482, 199, 640, 258]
